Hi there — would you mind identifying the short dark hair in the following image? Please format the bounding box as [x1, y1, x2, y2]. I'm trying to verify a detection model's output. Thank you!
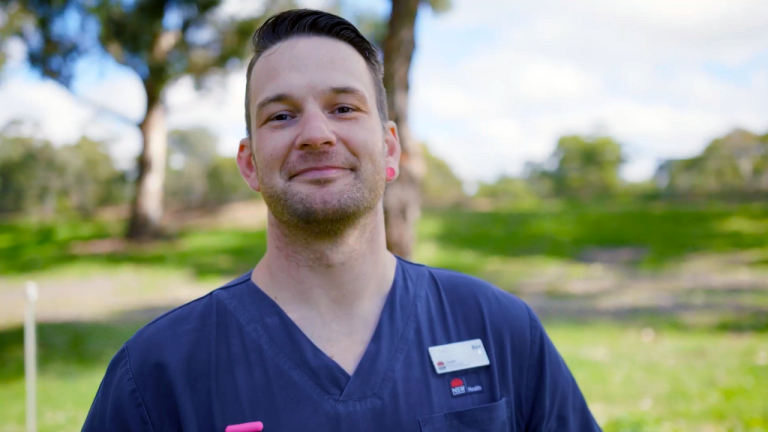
[244, 9, 388, 138]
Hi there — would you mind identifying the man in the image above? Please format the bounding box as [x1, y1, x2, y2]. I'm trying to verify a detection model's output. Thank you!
[83, 9, 601, 432]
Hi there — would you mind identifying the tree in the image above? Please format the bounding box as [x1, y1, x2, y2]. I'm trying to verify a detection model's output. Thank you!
[656, 128, 768, 197]
[382, 0, 449, 258]
[551, 135, 624, 200]
[59, 136, 128, 216]
[165, 127, 219, 209]
[420, 144, 466, 209]
[0, 122, 127, 216]
[474, 176, 540, 210]
[0, 129, 62, 215]
[204, 155, 255, 207]
[1, 0, 291, 239]
[164, 127, 252, 209]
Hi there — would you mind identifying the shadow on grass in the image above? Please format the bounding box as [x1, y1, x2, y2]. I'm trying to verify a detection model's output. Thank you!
[425, 204, 768, 266]
[0, 321, 141, 382]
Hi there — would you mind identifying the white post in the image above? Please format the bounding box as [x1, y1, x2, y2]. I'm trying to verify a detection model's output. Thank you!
[25, 281, 38, 432]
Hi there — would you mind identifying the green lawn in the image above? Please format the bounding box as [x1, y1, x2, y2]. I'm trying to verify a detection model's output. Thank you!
[1, 203, 767, 431]
[6, 203, 768, 278]
[0, 320, 765, 432]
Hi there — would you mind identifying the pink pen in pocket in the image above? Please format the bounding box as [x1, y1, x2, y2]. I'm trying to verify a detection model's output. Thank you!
[225, 421, 264, 432]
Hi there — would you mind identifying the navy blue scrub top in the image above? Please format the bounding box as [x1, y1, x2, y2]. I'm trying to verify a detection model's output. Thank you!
[83, 258, 601, 431]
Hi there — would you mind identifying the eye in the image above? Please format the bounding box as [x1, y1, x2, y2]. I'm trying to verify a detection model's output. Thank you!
[271, 113, 290, 122]
[335, 106, 355, 114]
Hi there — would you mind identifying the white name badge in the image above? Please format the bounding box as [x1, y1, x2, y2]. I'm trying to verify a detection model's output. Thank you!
[428, 339, 490, 374]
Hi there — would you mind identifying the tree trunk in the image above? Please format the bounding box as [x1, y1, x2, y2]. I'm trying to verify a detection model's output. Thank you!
[383, 0, 425, 259]
[126, 89, 168, 240]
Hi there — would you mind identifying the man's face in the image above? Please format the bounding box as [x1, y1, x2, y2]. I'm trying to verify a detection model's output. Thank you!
[238, 36, 399, 233]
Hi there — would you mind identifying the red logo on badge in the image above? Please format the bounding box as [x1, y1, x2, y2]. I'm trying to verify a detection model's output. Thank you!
[437, 361, 446, 370]
[449, 376, 483, 397]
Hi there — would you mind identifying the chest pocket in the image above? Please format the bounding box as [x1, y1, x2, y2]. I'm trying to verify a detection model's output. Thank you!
[418, 399, 509, 432]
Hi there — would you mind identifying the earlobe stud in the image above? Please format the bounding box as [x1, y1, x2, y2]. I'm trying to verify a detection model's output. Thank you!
[386, 167, 396, 179]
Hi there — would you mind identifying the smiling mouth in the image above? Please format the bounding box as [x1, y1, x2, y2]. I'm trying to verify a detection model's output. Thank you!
[291, 167, 352, 180]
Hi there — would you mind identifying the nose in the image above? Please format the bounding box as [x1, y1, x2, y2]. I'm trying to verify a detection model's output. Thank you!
[295, 104, 335, 150]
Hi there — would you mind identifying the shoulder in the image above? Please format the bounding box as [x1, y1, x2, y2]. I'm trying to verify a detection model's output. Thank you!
[400, 258, 535, 330]
[122, 272, 252, 365]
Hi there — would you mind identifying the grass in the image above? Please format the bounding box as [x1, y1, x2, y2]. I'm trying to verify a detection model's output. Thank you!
[0, 322, 145, 432]
[0, 219, 267, 278]
[1, 202, 768, 431]
[417, 203, 768, 274]
[550, 324, 768, 432]
[0, 319, 765, 432]
[6, 202, 768, 278]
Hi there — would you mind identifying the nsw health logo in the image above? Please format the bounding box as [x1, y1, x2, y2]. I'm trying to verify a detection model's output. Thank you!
[450, 377, 483, 397]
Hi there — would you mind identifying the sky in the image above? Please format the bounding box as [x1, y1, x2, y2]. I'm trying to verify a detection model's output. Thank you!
[1, 0, 767, 186]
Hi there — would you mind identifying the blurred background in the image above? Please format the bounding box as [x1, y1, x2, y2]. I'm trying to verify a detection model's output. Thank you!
[1, 0, 767, 431]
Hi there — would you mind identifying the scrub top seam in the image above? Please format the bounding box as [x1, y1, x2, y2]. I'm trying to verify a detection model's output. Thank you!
[218, 271, 252, 289]
[126, 272, 251, 338]
[123, 345, 156, 432]
[371, 265, 425, 398]
[216, 279, 350, 405]
[522, 304, 537, 429]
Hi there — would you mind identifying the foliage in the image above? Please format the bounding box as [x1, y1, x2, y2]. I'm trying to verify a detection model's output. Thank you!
[165, 127, 219, 209]
[419, 143, 466, 209]
[0, 126, 127, 216]
[165, 127, 254, 209]
[470, 134, 625, 210]
[0, 0, 293, 238]
[0, 131, 63, 215]
[58, 137, 129, 215]
[551, 135, 624, 200]
[474, 176, 541, 210]
[204, 156, 254, 206]
[658, 128, 768, 198]
[0, 0, 291, 87]
[0, 125, 251, 218]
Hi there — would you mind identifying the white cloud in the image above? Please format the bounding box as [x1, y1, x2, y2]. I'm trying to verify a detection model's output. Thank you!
[213, 0, 269, 20]
[409, 0, 768, 182]
[214, 0, 334, 20]
[0, 78, 93, 145]
[621, 157, 659, 183]
[1, 37, 27, 68]
[165, 70, 248, 155]
[79, 70, 145, 124]
[2, 0, 767, 186]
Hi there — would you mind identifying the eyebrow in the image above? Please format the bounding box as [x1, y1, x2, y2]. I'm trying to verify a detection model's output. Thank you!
[328, 86, 367, 99]
[254, 86, 369, 116]
[255, 93, 293, 116]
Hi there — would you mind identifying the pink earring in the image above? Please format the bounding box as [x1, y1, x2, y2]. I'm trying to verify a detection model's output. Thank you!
[386, 167, 396, 179]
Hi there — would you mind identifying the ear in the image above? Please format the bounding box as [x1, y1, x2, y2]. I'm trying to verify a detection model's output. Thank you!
[236, 137, 261, 192]
[384, 121, 402, 182]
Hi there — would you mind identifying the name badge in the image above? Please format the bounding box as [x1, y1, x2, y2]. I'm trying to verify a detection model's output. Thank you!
[428, 339, 490, 374]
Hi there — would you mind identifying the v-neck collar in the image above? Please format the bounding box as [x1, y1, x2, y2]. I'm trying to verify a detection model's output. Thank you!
[231, 258, 420, 402]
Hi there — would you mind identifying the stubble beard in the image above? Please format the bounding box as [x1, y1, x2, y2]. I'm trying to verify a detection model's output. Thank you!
[259, 160, 386, 239]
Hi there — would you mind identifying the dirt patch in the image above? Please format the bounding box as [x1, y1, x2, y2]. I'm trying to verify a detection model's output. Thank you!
[578, 247, 649, 264]
[0, 270, 224, 329]
[165, 200, 268, 229]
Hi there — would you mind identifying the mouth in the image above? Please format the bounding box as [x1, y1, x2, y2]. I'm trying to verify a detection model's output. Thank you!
[290, 166, 352, 180]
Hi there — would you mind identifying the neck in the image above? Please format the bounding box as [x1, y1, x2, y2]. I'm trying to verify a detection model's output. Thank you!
[252, 203, 397, 314]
